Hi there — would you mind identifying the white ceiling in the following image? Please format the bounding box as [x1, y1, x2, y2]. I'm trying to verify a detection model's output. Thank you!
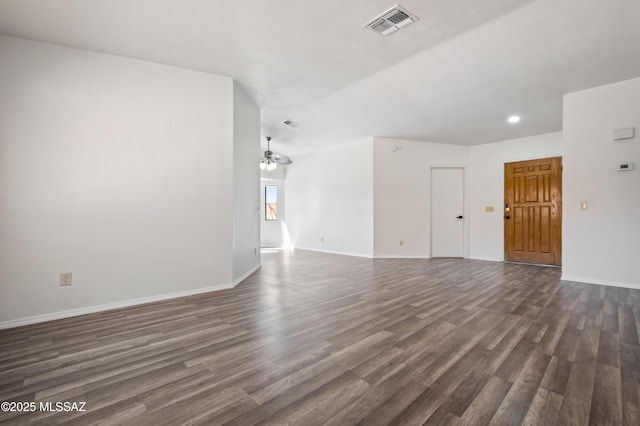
[1, 0, 640, 157]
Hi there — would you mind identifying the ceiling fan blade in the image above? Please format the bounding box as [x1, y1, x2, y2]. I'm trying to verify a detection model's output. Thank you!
[271, 153, 292, 165]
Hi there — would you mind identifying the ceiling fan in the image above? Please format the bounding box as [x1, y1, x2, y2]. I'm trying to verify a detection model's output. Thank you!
[259, 136, 292, 171]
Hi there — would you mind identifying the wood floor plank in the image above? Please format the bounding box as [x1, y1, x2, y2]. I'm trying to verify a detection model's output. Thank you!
[137, 385, 253, 426]
[458, 376, 512, 426]
[489, 348, 550, 425]
[619, 342, 640, 426]
[258, 371, 370, 426]
[324, 368, 417, 425]
[540, 356, 573, 395]
[589, 363, 623, 425]
[522, 388, 564, 426]
[619, 305, 640, 346]
[598, 329, 620, 368]
[388, 385, 449, 425]
[0, 250, 638, 425]
[557, 358, 598, 425]
[436, 369, 491, 418]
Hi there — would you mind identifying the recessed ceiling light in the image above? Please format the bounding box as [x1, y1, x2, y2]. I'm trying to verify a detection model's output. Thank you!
[508, 115, 521, 124]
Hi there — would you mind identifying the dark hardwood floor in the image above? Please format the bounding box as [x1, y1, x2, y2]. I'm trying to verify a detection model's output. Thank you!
[1, 250, 639, 425]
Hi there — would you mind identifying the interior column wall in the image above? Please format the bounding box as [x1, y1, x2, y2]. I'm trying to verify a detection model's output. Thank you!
[232, 81, 261, 282]
[0, 36, 236, 326]
[562, 77, 640, 288]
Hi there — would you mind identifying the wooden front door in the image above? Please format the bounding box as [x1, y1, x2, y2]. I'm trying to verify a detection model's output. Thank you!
[504, 157, 562, 265]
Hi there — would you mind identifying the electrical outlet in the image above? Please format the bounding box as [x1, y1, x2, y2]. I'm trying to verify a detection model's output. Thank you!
[59, 272, 72, 286]
[254, 248, 257, 255]
[321, 236, 324, 242]
[399, 240, 404, 246]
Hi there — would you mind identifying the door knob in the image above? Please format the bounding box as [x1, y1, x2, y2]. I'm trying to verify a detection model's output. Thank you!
[456, 216, 463, 219]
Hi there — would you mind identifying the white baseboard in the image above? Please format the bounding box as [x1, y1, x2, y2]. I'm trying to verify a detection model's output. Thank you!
[233, 264, 261, 286]
[0, 264, 262, 330]
[561, 274, 640, 291]
[373, 255, 429, 259]
[295, 247, 373, 259]
[468, 257, 502, 262]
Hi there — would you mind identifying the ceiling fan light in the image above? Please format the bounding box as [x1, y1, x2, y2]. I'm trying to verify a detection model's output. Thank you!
[259, 136, 288, 170]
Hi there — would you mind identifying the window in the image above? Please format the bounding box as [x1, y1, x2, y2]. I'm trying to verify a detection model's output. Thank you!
[265, 185, 277, 221]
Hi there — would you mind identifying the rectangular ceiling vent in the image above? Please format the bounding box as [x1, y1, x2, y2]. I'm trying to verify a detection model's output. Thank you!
[364, 4, 419, 36]
[282, 119, 298, 128]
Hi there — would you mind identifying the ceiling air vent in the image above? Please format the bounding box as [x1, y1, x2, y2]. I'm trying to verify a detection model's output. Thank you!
[364, 4, 419, 36]
[282, 119, 298, 128]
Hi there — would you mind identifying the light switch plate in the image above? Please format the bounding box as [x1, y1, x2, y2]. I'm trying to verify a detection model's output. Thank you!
[59, 272, 72, 286]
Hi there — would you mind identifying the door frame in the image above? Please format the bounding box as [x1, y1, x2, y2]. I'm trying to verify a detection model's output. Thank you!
[260, 178, 286, 248]
[429, 165, 469, 258]
[498, 154, 562, 261]
[501, 155, 562, 264]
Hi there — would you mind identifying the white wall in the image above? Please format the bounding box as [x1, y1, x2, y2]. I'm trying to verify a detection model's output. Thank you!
[0, 36, 249, 326]
[288, 134, 557, 261]
[286, 138, 374, 257]
[563, 77, 640, 288]
[469, 132, 563, 261]
[260, 178, 287, 248]
[232, 81, 261, 281]
[373, 137, 469, 258]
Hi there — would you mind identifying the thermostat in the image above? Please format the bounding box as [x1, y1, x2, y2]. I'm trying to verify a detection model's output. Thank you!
[617, 163, 634, 171]
[613, 128, 635, 141]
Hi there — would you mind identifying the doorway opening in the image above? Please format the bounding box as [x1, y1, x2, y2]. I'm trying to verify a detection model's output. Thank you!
[260, 178, 287, 248]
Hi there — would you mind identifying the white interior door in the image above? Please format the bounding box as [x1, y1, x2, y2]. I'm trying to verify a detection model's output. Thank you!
[431, 168, 464, 257]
